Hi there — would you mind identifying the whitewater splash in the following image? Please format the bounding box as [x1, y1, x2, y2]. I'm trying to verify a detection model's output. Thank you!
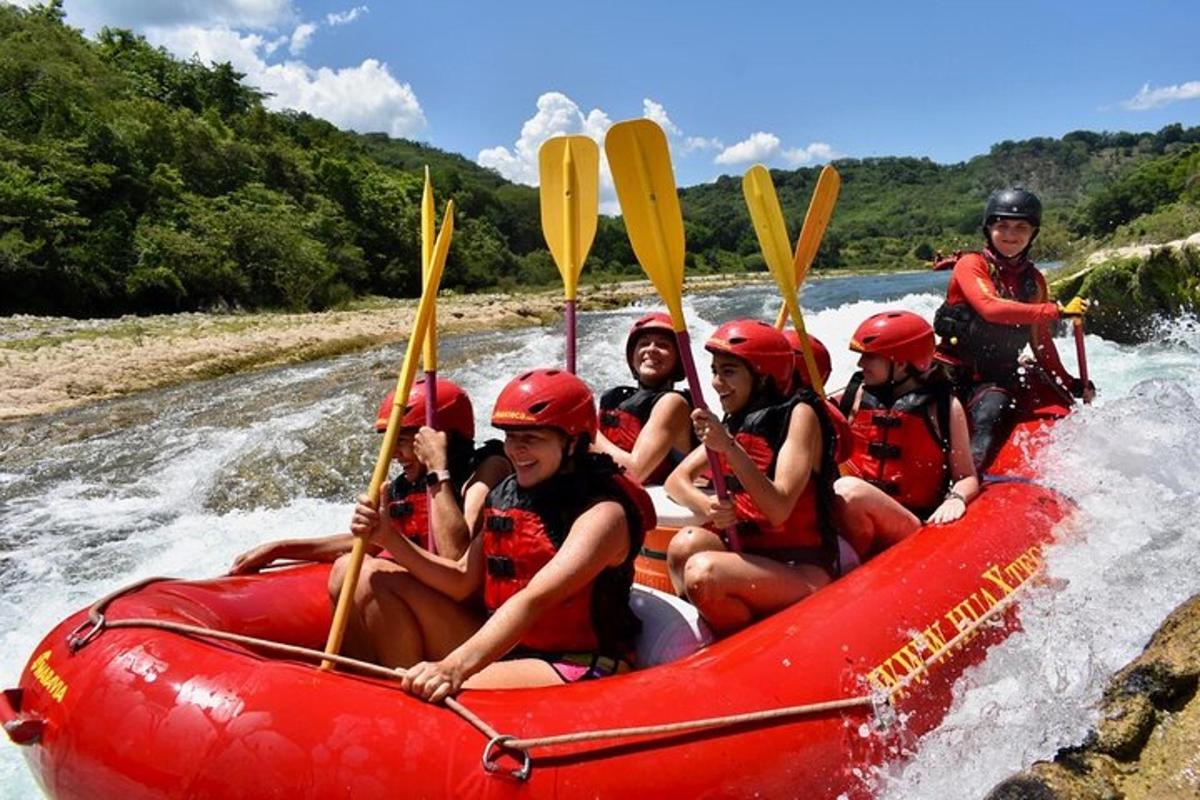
[2, 277, 1197, 798]
[876, 316, 1200, 799]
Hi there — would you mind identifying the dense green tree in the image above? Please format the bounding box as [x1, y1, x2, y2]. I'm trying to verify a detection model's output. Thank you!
[0, 2, 1196, 317]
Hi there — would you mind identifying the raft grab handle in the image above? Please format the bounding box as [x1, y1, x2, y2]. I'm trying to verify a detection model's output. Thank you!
[482, 735, 532, 781]
[2, 688, 45, 746]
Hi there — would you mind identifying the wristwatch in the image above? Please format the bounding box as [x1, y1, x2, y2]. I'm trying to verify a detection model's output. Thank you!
[425, 469, 451, 488]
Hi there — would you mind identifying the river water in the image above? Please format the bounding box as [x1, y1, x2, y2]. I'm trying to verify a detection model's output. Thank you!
[2, 270, 1198, 798]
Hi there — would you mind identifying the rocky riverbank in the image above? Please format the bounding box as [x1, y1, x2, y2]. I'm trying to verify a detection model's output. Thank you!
[985, 593, 1200, 799]
[1050, 233, 1200, 344]
[0, 274, 770, 422]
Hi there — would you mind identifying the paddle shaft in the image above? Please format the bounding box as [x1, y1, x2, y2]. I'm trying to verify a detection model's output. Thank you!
[421, 167, 439, 554]
[322, 202, 454, 669]
[565, 300, 577, 374]
[1073, 318, 1089, 391]
[674, 330, 741, 552]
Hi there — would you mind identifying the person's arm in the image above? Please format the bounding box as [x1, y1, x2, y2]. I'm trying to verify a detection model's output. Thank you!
[402, 501, 630, 701]
[459, 454, 512, 540]
[709, 403, 819, 528]
[623, 393, 690, 482]
[1025, 272, 1092, 398]
[350, 494, 484, 601]
[664, 416, 736, 529]
[954, 257, 1059, 326]
[228, 532, 358, 575]
[927, 397, 980, 525]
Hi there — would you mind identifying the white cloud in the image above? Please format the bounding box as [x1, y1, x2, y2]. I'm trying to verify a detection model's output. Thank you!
[477, 92, 613, 186]
[782, 141, 840, 166]
[147, 25, 425, 137]
[683, 135, 723, 153]
[326, 5, 368, 26]
[288, 22, 316, 55]
[715, 131, 839, 167]
[642, 98, 682, 137]
[1121, 80, 1200, 111]
[714, 131, 783, 165]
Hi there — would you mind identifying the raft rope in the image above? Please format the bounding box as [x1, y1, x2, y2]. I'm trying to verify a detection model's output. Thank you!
[67, 566, 1036, 781]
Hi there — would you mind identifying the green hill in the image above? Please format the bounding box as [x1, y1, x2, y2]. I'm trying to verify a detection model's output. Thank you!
[1, 2, 1197, 317]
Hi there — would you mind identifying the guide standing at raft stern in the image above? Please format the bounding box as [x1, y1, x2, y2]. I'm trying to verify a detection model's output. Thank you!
[933, 187, 1095, 470]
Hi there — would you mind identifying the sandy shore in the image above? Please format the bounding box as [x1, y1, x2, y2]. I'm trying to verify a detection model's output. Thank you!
[0, 274, 772, 422]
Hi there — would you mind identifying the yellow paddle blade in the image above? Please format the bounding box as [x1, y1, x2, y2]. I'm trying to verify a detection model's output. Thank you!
[743, 165, 797, 297]
[775, 165, 841, 328]
[421, 166, 437, 371]
[323, 200, 454, 668]
[742, 166, 828, 400]
[539, 135, 599, 301]
[605, 119, 687, 329]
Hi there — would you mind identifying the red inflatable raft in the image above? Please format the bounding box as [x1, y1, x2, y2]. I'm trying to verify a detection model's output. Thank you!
[5, 401, 1073, 799]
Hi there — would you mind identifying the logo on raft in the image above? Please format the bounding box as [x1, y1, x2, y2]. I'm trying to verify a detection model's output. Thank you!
[866, 545, 1044, 699]
[29, 650, 69, 703]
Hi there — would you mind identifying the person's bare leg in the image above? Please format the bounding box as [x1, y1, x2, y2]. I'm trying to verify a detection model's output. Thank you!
[832, 476, 921, 557]
[683, 550, 831, 635]
[462, 659, 564, 689]
[358, 565, 485, 668]
[327, 552, 390, 662]
[666, 526, 726, 595]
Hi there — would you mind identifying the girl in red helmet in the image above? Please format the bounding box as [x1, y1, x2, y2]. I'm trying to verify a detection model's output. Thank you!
[593, 311, 696, 484]
[782, 329, 832, 392]
[934, 187, 1093, 470]
[228, 377, 510, 574]
[833, 311, 979, 560]
[348, 369, 655, 700]
[664, 320, 842, 635]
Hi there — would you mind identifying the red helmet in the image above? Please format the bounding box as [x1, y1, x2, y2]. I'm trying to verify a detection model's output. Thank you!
[374, 377, 474, 439]
[705, 319, 793, 393]
[849, 311, 935, 371]
[625, 312, 683, 382]
[782, 330, 832, 390]
[491, 368, 597, 441]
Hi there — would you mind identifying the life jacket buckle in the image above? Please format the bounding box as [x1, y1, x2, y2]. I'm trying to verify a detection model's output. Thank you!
[867, 442, 901, 459]
[724, 475, 743, 493]
[389, 501, 414, 518]
[486, 516, 515, 533]
[486, 555, 516, 578]
[599, 411, 620, 427]
[871, 416, 902, 429]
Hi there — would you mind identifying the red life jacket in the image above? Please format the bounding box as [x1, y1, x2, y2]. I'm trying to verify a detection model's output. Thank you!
[598, 385, 692, 484]
[386, 475, 430, 551]
[481, 457, 655, 655]
[839, 372, 951, 514]
[385, 439, 507, 554]
[716, 394, 837, 568]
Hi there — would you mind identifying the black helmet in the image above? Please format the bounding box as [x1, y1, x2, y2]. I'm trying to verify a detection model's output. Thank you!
[983, 187, 1042, 228]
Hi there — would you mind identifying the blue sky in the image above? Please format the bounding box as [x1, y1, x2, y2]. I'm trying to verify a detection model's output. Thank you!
[24, 0, 1200, 195]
